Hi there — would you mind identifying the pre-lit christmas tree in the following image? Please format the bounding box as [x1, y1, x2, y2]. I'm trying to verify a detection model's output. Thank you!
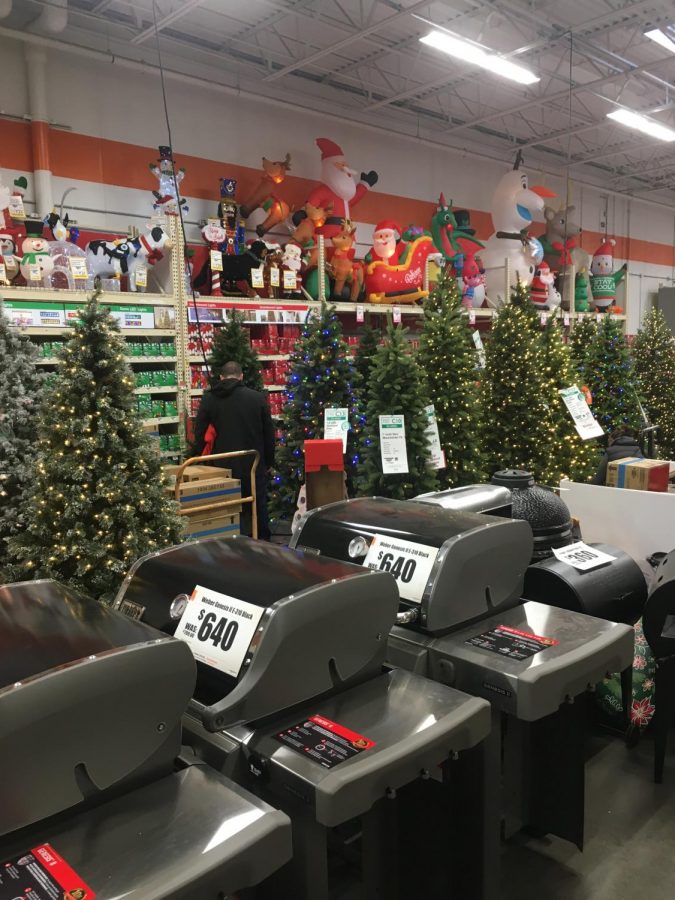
[358, 323, 437, 499]
[419, 267, 485, 487]
[0, 303, 45, 582]
[632, 308, 675, 457]
[9, 292, 184, 601]
[208, 309, 264, 390]
[270, 303, 362, 520]
[582, 315, 642, 437]
[569, 316, 598, 377]
[482, 280, 554, 480]
[539, 318, 599, 484]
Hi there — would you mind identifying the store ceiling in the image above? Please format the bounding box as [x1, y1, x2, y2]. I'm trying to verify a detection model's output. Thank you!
[6, 0, 675, 202]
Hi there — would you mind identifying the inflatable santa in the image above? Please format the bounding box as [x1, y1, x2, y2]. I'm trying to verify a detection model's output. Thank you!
[293, 138, 378, 240]
[367, 220, 404, 264]
[530, 261, 555, 308]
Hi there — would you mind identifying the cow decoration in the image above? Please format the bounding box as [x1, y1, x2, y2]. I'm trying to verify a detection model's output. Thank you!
[85, 224, 172, 291]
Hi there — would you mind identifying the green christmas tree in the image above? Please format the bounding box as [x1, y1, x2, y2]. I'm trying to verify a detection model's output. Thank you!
[481, 280, 554, 480]
[569, 316, 598, 377]
[9, 293, 184, 601]
[419, 267, 485, 488]
[270, 303, 362, 520]
[354, 317, 381, 386]
[582, 315, 643, 437]
[0, 303, 45, 582]
[632, 308, 675, 457]
[539, 318, 599, 485]
[358, 322, 438, 499]
[208, 309, 264, 390]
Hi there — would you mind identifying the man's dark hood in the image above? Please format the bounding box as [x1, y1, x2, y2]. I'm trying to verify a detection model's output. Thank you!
[211, 377, 244, 398]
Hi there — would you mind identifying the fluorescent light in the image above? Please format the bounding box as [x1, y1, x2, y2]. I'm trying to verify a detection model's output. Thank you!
[419, 30, 540, 85]
[607, 108, 675, 142]
[644, 28, 675, 53]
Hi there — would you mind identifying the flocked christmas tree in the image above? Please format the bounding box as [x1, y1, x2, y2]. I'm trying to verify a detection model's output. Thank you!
[481, 280, 555, 480]
[419, 266, 486, 487]
[0, 303, 45, 582]
[358, 322, 438, 499]
[539, 318, 599, 484]
[269, 303, 362, 520]
[632, 308, 675, 457]
[207, 309, 264, 391]
[582, 315, 643, 437]
[9, 292, 184, 601]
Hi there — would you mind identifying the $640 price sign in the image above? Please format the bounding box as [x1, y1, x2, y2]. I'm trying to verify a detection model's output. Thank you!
[196, 608, 239, 651]
[362, 535, 439, 604]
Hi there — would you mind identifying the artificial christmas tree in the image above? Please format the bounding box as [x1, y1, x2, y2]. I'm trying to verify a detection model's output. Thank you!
[539, 318, 599, 484]
[632, 308, 675, 458]
[358, 323, 437, 499]
[569, 316, 598, 374]
[354, 317, 381, 387]
[207, 309, 264, 390]
[419, 267, 485, 487]
[582, 315, 642, 437]
[9, 292, 184, 601]
[482, 280, 555, 481]
[0, 303, 45, 582]
[270, 303, 362, 520]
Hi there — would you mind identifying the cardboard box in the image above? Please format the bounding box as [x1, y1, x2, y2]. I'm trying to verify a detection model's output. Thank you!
[607, 457, 669, 492]
[170, 476, 241, 511]
[184, 512, 240, 539]
[163, 463, 231, 483]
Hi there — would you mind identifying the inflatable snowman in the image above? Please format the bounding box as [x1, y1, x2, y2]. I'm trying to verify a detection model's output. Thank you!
[480, 151, 555, 302]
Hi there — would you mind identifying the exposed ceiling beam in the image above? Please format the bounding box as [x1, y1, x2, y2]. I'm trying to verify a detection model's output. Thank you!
[131, 0, 205, 46]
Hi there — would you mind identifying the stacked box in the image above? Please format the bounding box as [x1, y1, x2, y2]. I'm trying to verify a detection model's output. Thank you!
[606, 457, 669, 492]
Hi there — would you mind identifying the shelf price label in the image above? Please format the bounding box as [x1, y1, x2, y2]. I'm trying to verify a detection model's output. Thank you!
[356, 303, 365, 323]
[270, 266, 280, 287]
[392, 306, 402, 324]
[362, 534, 439, 603]
[552, 541, 616, 572]
[175, 584, 264, 678]
[69, 256, 89, 280]
[210, 249, 223, 272]
[135, 266, 148, 288]
[251, 267, 265, 289]
[283, 269, 297, 290]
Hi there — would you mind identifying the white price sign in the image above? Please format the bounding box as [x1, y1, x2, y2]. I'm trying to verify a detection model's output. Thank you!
[251, 267, 265, 289]
[210, 249, 223, 272]
[356, 304, 365, 323]
[552, 541, 616, 572]
[379, 414, 408, 474]
[392, 306, 402, 324]
[424, 405, 445, 469]
[324, 407, 349, 451]
[363, 534, 438, 603]
[8, 194, 25, 219]
[559, 385, 604, 440]
[270, 266, 280, 287]
[283, 269, 297, 290]
[69, 256, 89, 280]
[469, 310, 476, 325]
[135, 266, 148, 288]
[175, 585, 264, 678]
[472, 330, 486, 368]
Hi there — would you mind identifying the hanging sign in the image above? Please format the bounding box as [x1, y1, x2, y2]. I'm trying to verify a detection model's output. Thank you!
[210, 249, 223, 272]
[356, 303, 365, 323]
[134, 266, 148, 288]
[175, 585, 264, 678]
[8, 194, 25, 219]
[472, 330, 486, 368]
[0, 261, 7, 284]
[362, 534, 439, 604]
[69, 256, 89, 280]
[324, 407, 349, 452]
[563, 314, 570, 327]
[251, 267, 265, 289]
[540, 312, 547, 326]
[552, 541, 616, 572]
[468, 310, 476, 325]
[595, 312, 602, 322]
[559, 385, 604, 440]
[424, 404, 446, 469]
[283, 269, 297, 290]
[379, 414, 408, 474]
[392, 306, 402, 324]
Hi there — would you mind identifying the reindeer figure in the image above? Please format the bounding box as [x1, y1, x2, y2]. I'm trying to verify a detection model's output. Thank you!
[328, 219, 363, 302]
[240, 154, 292, 236]
[292, 200, 333, 246]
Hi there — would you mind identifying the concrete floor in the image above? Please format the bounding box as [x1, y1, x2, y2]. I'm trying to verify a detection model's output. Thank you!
[502, 729, 675, 899]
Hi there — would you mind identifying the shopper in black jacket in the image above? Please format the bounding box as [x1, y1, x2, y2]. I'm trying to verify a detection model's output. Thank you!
[193, 361, 275, 539]
[593, 429, 642, 485]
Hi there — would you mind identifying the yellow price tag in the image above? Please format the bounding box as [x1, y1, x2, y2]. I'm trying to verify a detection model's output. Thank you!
[69, 257, 89, 280]
[251, 267, 265, 289]
[135, 266, 148, 288]
[283, 270, 297, 290]
[270, 266, 280, 287]
[8, 195, 25, 219]
[28, 263, 42, 281]
[210, 249, 223, 272]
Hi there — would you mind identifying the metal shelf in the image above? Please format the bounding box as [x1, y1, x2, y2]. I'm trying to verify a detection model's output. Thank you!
[16, 326, 175, 337]
[1, 286, 175, 305]
[188, 353, 290, 363]
[135, 386, 178, 394]
[36, 354, 177, 365]
[142, 416, 180, 426]
[190, 385, 285, 397]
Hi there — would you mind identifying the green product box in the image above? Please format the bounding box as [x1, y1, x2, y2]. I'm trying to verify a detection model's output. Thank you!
[151, 400, 166, 417]
[159, 435, 169, 450]
[164, 400, 178, 417]
[169, 434, 181, 450]
[41, 343, 51, 357]
[160, 341, 175, 357]
[137, 396, 153, 415]
[154, 370, 167, 387]
[165, 370, 177, 387]
[137, 371, 151, 387]
[129, 342, 144, 357]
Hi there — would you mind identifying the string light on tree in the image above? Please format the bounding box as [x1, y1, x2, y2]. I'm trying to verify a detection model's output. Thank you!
[632, 308, 675, 457]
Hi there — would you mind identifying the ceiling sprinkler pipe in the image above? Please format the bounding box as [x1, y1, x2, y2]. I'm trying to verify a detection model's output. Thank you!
[34, 0, 68, 33]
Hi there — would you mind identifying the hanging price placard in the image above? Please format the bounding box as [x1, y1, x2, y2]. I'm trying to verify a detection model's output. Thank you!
[28, 263, 42, 282]
[563, 314, 570, 327]
[251, 267, 265, 289]
[283, 269, 297, 290]
[392, 306, 402, 324]
[540, 312, 547, 326]
[379, 414, 408, 474]
[8, 194, 25, 219]
[324, 407, 349, 451]
[472, 330, 486, 368]
[69, 256, 89, 280]
[270, 266, 280, 287]
[210, 249, 223, 271]
[469, 310, 476, 325]
[175, 585, 264, 678]
[134, 266, 148, 288]
[356, 303, 365, 323]
[552, 541, 616, 572]
[559, 385, 604, 440]
[424, 405, 445, 469]
[362, 534, 439, 604]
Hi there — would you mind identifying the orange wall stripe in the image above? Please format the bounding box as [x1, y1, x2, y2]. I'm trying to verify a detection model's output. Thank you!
[2, 121, 673, 269]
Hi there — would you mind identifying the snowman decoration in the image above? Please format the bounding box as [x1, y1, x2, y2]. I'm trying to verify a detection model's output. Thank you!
[17, 219, 54, 283]
[480, 151, 555, 302]
[149, 145, 188, 215]
[589, 239, 627, 312]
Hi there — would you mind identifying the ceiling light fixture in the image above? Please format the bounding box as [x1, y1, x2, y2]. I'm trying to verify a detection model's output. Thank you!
[607, 108, 675, 142]
[644, 27, 675, 53]
[419, 30, 540, 85]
